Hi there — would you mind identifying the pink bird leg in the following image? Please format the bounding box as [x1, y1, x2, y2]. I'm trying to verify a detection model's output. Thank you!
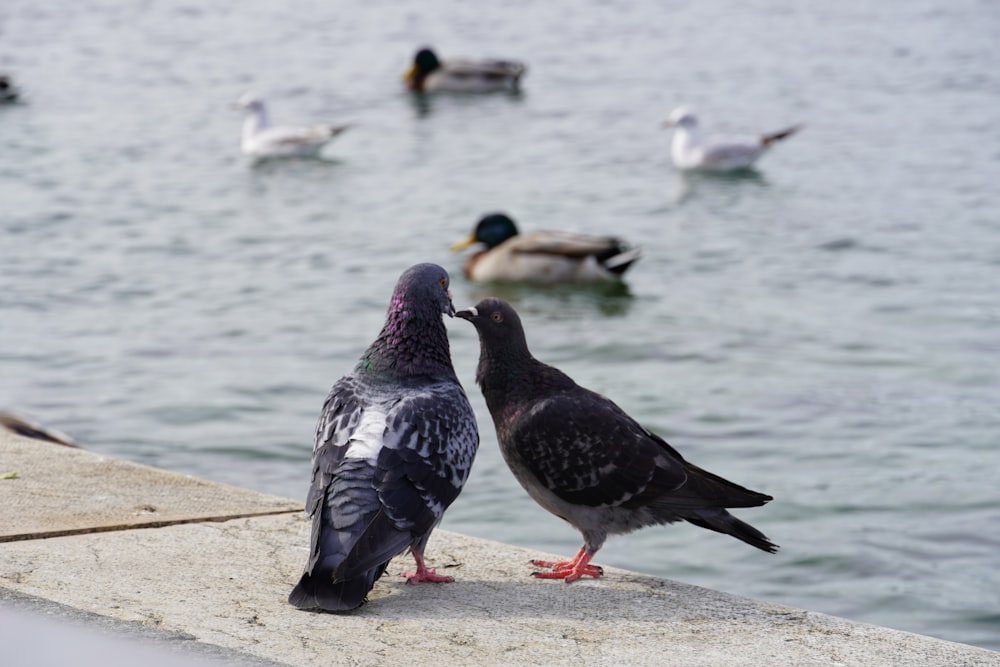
[531, 546, 604, 582]
[401, 546, 454, 584]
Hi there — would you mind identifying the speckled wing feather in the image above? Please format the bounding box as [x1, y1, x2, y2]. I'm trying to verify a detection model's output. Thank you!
[376, 384, 478, 530]
[506, 389, 688, 509]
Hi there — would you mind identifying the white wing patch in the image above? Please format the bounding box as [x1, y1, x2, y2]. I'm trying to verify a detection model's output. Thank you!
[343, 409, 388, 462]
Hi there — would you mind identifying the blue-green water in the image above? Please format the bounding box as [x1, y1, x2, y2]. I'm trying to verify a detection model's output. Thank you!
[2, 0, 999, 651]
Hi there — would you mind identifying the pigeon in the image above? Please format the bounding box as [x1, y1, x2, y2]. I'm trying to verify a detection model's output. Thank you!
[404, 47, 526, 94]
[457, 298, 777, 582]
[450, 212, 642, 284]
[234, 92, 350, 160]
[663, 107, 801, 172]
[288, 263, 479, 611]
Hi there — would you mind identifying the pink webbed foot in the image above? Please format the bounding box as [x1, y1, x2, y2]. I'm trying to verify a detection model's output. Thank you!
[530, 547, 603, 583]
[401, 547, 455, 584]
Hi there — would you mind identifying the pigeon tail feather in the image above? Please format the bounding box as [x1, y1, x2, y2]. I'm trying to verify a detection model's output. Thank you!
[666, 460, 774, 509]
[288, 562, 389, 611]
[683, 509, 778, 553]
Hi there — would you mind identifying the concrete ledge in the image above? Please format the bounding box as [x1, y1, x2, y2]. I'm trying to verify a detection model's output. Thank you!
[0, 430, 301, 541]
[2, 430, 998, 666]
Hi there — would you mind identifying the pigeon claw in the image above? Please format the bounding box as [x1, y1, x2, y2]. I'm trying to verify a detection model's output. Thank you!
[529, 548, 603, 582]
[402, 546, 454, 584]
[402, 567, 454, 584]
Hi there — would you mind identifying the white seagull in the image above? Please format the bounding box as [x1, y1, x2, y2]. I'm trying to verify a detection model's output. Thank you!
[663, 107, 801, 172]
[234, 92, 350, 160]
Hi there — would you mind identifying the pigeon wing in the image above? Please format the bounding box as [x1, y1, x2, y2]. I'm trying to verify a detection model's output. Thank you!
[376, 383, 479, 533]
[509, 389, 687, 508]
[306, 374, 366, 517]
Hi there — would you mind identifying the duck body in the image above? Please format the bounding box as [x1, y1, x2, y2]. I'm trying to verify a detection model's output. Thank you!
[452, 213, 641, 284]
[665, 107, 800, 172]
[236, 93, 349, 160]
[405, 48, 525, 94]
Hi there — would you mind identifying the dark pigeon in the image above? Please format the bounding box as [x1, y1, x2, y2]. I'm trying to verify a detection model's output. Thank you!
[456, 298, 776, 582]
[288, 264, 479, 611]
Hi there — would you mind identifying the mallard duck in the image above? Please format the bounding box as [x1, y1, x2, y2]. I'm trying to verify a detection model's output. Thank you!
[663, 107, 801, 172]
[0, 74, 20, 103]
[234, 92, 350, 160]
[451, 213, 641, 284]
[404, 48, 526, 93]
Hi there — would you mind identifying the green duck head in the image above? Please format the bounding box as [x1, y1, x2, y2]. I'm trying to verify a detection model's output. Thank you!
[452, 213, 520, 251]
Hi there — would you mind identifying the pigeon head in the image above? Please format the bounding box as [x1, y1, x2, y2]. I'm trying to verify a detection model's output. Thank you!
[456, 297, 524, 343]
[391, 262, 456, 318]
[455, 298, 535, 382]
[362, 263, 458, 379]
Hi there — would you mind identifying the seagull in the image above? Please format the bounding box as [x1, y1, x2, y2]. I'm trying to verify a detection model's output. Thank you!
[451, 213, 641, 284]
[457, 298, 777, 582]
[234, 92, 350, 160]
[288, 264, 479, 611]
[663, 107, 801, 172]
[404, 47, 526, 94]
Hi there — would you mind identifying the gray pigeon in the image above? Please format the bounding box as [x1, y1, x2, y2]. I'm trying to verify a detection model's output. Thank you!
[457, 298, 776, 582]
[288, 264, 479, 611]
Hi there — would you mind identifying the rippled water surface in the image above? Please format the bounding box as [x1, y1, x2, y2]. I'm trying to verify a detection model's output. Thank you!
[3, 0, 999, 650]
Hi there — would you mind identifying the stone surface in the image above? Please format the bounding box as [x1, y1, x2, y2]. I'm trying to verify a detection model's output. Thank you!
[1, 429, 998, 666]
[0, 431, 301, 541]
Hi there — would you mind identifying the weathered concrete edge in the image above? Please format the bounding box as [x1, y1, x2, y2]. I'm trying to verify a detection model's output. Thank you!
[0, 508, 302, 543]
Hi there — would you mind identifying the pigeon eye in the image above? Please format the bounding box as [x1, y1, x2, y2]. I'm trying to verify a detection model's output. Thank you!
[439, 277, 447, 288]
[491, 311, 503, 322]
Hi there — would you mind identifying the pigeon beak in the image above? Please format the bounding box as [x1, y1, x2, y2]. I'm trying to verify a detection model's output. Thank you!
[450, 235, 477, 252]
[445, 297, 456, 318]
[455, 306, 477, 321]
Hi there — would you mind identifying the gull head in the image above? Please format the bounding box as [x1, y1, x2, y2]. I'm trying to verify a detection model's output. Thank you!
[663, 107, 698, 129]
[234, 92, 265, 112]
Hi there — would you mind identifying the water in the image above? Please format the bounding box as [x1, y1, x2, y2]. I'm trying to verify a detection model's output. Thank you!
[2, 0, 999, 651]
